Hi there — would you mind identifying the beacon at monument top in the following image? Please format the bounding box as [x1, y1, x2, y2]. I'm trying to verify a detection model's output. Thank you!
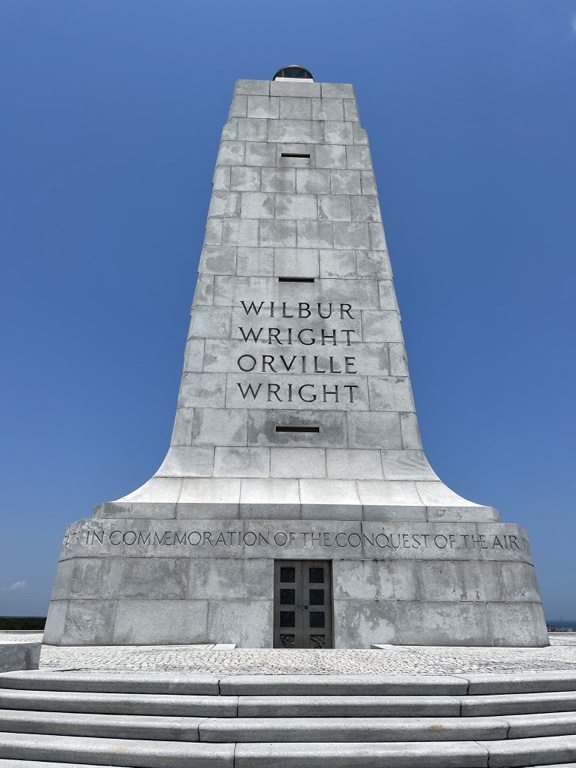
[44, 70, 548, 650]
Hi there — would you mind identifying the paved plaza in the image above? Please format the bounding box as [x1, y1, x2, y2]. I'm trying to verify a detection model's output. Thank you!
[3, 632, 575, 676]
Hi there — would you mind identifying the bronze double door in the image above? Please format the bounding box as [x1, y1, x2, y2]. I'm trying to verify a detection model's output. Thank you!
[273, 560, 333, 649]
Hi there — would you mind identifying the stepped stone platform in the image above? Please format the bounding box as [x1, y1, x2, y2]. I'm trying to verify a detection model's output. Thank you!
[0, 634, 575, 766]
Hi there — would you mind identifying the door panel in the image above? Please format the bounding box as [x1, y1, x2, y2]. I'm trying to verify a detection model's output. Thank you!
[274, 560, 332, 648]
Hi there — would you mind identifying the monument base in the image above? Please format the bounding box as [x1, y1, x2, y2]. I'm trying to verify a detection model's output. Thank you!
[45, 513, 548, 648]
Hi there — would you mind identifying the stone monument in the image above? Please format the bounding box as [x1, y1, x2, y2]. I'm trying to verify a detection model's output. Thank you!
[44, 66, 548, 648]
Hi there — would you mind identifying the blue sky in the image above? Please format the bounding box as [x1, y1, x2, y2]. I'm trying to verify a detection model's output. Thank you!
[1, 0, 575, 620]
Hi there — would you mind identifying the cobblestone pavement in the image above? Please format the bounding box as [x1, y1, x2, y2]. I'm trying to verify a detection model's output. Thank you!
[24, 633, 576, 676]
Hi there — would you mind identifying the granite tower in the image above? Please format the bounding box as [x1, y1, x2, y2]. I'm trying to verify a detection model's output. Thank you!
[45, 67, 548, 648]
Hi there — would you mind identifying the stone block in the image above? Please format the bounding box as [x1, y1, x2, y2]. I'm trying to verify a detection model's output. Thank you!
[222, 218, 259, 246]
[192, 407, 247, 446]
[229, 95, 247, 118]
[213, 447, 270, 478]
[381, 450, 438, 481]
[200, 248, 234, 278]
[324, 121, 354, 145]
[261, 168, 295, 193]
[296, 220, 333, 248]
[100, 557, 188, 599]
[321, 82, 355, 98]
[221, 118, 238, 139]
[346, 145, 371, 169]
[271, 447, 326, 478]
[319, 249, 357, 278]
[249, 410, 346, 448]
[240, 192, 275, 219]
[117, 477, 183, 504]
[299, 479, 362, 519]
[326, 449, 383, 479]
[203, 218, 222, 245]
[361, 310, 403, 342]
[235, 79, 269, 96]
[275, 193, 318, 220]
[400, 412, 422, 449]
[260, 220, 297, 247]
[318, 195, 352, 221]
[268, 120, 323, 144]
[344, 98, 360, 121]
[296, 168, 331, 194]
[279, 96, 312, 120]
[415, 560, 502, 602]
[356, 249, 392, 278]
[171, 407, 194, 445]
[315, 145, 346, 169]
[274, 247, 319, 277]
[351, 195, 381, 222]
[361, 170, 377, 194]
[389, 342, 409, 374]
[236, 246, 274, 276]
[347, 411, 402, 449]
[188, 558, 272, 600]
[217, 140, 245, 166]
[156, 446, 215, 477]
[113, 599, 209, 644]
[487, 602, 549, 646]
[201, 246, 237, 276]
[333, 600, 397, 647]
[246, 95, 279, 119]
[356, 479, 425, 511]
[207, 599, 273, 647]
[212, 166, 231, 191]
[312, 97, 345, 121]
[42, 600, 68, 644]
[333, 221, 370, 249]
[230, 166, 261, 192]
[178, 372, 226, 408]
[331, 169, 362, 195]
[395, 601, 491, 646]
[179, 476, 240, 507]
[499, 561, 542, 601]
[377, 280, 398, 310]
[240, 478, 301, 517]
[415, 481, 479, 509]
[270, 80, 321, 98]
[353, 122, 369, 144]
[191, 274, 214, 305]
[189, 306, 231, 339]
[0, 642, 40, 672]
[245, 142, 277, 167]
[369, 376, 415, 412]
[237, 118, 268, 142]
[65, 600, 117, 645]
[369, 222, 388, 250]
[333, 559, 419, 601]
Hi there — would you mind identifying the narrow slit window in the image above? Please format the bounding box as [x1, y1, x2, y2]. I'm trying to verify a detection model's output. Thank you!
[278, 277, 315, 283]
[275, 426, 320, 434]
[281, 152, 311, 159]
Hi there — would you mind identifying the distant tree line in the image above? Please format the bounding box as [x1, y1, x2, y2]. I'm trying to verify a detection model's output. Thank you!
[0, 617, 46, 630]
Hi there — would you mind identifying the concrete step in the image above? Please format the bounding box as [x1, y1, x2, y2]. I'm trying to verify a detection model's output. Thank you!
[201, 712, 576, 742]
[0, 670, 220, 694]
[1, 731, 576, 767]
[3, 686, 576, 719]
[2, 708, 576, 744]
[0, 709, 205, 741]
[0, 733, 234, 767]
[0, 689, 238, 717]
[234, 737, 576, 767]
[3, 669, 576, 696]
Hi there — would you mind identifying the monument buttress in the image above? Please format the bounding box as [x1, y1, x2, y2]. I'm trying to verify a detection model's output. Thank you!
[45, 68, 548, 648]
